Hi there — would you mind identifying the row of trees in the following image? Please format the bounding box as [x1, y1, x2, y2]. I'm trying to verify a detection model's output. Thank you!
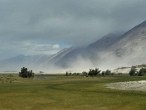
[19, 66, 146, 78]
[66, 68, 113, 77]
[129, 67, 146, 76]
[65, 72, 80, 76]
[88, 69, 113, 76]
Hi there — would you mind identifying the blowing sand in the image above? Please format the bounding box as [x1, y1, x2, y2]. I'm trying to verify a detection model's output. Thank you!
[106, 80, 146, 91]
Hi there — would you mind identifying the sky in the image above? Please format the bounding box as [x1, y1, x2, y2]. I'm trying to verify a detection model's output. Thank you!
[0, 0, 146, 60]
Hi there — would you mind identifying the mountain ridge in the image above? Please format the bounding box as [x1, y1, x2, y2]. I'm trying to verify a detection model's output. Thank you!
[1, 20, 146, 72]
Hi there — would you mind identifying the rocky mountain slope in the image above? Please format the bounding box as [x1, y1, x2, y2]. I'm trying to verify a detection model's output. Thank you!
[107, 20, 146, 67]
[1, 20, 146, 72]
[55, 20, 146, 70]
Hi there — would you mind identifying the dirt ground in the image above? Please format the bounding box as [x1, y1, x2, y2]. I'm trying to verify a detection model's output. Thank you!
[106, 80, 146, 91]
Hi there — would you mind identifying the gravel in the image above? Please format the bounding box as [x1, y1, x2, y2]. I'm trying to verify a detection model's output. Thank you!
[106, 80, 146, 91]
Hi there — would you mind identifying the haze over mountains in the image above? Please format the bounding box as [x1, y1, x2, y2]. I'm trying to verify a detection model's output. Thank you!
[1, 21, 146, 73]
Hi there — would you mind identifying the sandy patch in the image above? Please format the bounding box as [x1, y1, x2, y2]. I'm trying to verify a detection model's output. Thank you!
[106, 80, 146, 91]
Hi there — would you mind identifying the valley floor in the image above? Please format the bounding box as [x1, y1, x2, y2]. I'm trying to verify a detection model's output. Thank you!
[0, 75, 146, 110]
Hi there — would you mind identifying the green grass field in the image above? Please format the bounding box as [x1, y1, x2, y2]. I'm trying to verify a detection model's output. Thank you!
[0, 74, 146, 110]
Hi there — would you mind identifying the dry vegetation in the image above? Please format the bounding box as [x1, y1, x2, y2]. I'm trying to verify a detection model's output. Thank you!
[0, 74, 18, 83]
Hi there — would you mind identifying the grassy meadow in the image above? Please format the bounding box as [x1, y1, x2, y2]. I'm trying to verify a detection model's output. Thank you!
[0, 74, 146, 110]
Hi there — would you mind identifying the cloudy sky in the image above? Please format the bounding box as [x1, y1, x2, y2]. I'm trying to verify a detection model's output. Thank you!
[0, 0, 146, 60]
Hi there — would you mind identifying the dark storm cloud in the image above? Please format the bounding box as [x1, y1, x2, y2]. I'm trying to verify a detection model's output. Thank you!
[0, 0, 146, 59]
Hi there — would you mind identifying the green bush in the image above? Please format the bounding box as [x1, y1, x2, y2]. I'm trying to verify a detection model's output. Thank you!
[105, 70, 112, 75]
[19, 67, 34, 78]
[129, 67, 136, 76]
[138, 68, 146, 76]
[88, 68, 101, 77]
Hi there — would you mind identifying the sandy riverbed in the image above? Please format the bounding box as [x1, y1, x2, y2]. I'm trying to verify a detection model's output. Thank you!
[106, 80, 146, 91]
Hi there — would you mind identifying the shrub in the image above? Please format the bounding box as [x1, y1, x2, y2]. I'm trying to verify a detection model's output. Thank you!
[101, 71, 105, 76]
[138, 68, 146, 76]
[19, 67, 34, 78]
[105, 70, 112, 75]
[88, 68, 101, 77]
[129, 67, 136, 76]
[82, 71, 88, 76]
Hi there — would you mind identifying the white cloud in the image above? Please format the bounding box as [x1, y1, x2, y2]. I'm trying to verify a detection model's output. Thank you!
[52, 44, 60, 49]
[19, 42, 62, 55]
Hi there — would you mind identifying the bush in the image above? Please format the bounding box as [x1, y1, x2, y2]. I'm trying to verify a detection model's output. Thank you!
[101, 71, 105, 76]
[65, 72, 72, 76]
[82, 71, 88, 76]
[129, 67, 136, 76]
[138, 68, 146, 76]
[19, 67, 34, 78]
[88, 68, 101, 77]
[105, 70, 112, 75]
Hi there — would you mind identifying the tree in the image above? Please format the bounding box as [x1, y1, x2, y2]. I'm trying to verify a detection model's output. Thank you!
[88, 69, 94, 76]
[138, 68, 146, 76]
[65, 72, 69, 76]
[19, 67, 34, 78]
[94, 68, 101, 76]
[101, 71, 105, 76]
[129, 67, 136, 76]
[82, 71, 88, 76]
[88, 68, 101, 77]
[105, 70, 112, 75]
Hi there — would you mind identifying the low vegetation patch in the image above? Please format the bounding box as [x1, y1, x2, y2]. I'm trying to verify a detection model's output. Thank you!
[0, 74, 18, 83]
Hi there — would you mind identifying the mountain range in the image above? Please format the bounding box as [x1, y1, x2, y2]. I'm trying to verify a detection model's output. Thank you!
[1, 20, 146, 73]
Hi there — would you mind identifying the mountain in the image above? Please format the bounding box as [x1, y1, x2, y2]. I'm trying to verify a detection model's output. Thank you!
[0, 48, 73, 72]
[1, 20, 146, 72]
[110, 20, 146, 52]
[109, 20, 146, 65]
[0, 54, 51, 72]
[53, 20, 146, 70]
[0, 32, 121, 72]
[52, 32, 123, 68]
[87, 32, 123, 51]
[91, 20, 146, 69]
